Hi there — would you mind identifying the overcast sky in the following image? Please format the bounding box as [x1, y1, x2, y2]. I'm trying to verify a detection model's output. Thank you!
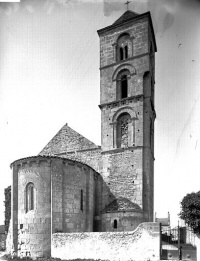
[0, 0, 200, 227]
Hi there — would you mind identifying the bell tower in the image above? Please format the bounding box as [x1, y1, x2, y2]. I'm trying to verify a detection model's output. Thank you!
[97, 10, 157, 231]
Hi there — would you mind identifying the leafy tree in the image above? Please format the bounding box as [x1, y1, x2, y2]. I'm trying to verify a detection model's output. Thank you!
[179, 191, 200, 233]
[4, 185, 11, 233]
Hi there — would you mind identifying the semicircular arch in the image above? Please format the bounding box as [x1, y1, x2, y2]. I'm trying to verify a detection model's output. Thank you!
[112, 106, 137, 123]
[112, 63, 136, 81]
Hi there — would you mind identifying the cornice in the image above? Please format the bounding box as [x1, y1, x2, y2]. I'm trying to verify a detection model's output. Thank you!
[99, 94, 143, 109]
[10, 155, 100, 174]
[100, 52, 149, 71]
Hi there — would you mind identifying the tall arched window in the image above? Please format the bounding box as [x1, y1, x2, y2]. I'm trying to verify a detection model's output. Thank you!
[117, 113, 131, 148]
[116, 33, 131, 61]
[26, 183, 34, 213]
[124, 45, 128, 59]
[120, 47, 123, 60]
[116, 69, 130, 100]
[80, 189, 83, 212]
[121, 75, 128, 98]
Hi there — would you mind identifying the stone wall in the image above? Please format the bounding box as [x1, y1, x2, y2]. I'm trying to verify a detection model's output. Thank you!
[100, 98, 144, 152]
[52, 222, 161, 261]
[65, 147, 102, 173]
[17, 159, 51, 258]
[10, 156, 102, 258]
[97, 11, 155, 231]
[98, 18, 149, 70]
[6, 223, 12, 255]
[101, 211, 148, 232]
[101, 148, 143, 211]
[0, 234, 6, 250]
[99, 20, 149, 105]
[62, 162, 94, 233]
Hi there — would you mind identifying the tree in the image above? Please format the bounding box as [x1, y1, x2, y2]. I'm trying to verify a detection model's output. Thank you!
[4, 185, 11, 233]
[179, 191, 200, 233]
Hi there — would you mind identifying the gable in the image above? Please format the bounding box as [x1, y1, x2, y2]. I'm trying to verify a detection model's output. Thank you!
[39, 123, 99, 156]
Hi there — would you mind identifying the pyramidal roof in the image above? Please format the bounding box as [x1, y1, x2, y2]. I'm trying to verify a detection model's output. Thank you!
[101, 197, 141, 213]
[113, 10, 139, 25]
[39, 123, 99, 156]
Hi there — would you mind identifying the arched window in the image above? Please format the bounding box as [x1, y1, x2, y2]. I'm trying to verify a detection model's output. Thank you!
[116, 33, 131, 61]
[116, 69, 129, 100]
[80, 189, 83, 212]
[120, 47, 123, 60]
[117, 113, 131, 148]
[113, 219, 117, 229]
[125, 45, 128, 59]
[26, 183, 34, 213]
[121, 75, 128, 98]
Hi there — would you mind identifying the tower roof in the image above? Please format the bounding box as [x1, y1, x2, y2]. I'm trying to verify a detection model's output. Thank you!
[39, 123, 99, 156]
[97, 10, 157, 52]
[113, 10, 139, 25]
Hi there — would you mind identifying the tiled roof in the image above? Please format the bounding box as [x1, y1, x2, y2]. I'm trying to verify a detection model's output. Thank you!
[113, 10, 139, 25]
[11, 155, 99, 174]
[39, 123, 99, 156]
[101, 197, 141, 213]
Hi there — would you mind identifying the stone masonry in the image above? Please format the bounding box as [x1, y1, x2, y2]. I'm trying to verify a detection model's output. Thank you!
[9, 9, 157, 258]
[98, 10, 156, 227]
[52, 222, 161, 261]
[11, 156, 101, 258]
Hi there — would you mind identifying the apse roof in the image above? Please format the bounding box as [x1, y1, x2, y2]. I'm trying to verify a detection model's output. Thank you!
[101, 197, 142, 213]
[10, 155, 99, 174]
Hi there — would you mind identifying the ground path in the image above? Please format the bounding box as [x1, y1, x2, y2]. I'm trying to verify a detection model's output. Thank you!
[0, 251, 7, 261]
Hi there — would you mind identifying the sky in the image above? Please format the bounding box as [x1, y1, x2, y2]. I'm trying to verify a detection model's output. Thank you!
[0, 0, 200, 227]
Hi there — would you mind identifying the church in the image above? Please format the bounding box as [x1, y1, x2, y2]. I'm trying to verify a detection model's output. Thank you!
[9, 8, 157, 258]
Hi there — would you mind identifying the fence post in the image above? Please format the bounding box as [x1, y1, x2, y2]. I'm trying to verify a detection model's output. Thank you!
[159, 223, 162, 259]
[178, 221, 182, 260]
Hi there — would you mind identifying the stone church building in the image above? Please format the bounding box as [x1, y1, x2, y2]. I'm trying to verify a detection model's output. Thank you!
[10, 9, 156, 258]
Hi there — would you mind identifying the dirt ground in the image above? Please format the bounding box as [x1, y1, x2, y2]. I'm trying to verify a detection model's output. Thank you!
[0, 251, 7, 260]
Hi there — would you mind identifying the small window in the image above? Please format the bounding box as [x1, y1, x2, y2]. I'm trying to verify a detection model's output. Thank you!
[114, 219, 117, 229]
[80, 189, 83, 212]
[121, 75, 128, 98]
[26, 183, 34, 213]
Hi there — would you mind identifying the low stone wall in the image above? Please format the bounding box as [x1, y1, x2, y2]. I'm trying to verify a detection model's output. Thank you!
[0, 233, 6, 250]
[6, 224, 12, 254]
[52, 222, 161, 261]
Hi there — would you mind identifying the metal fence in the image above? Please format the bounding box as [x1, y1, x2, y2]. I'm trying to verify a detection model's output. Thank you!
[161, 225, 197, 260]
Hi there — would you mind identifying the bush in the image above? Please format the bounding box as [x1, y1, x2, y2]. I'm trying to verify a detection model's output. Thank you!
[179, 191, 200, 233]
[4, 185, 11, 233]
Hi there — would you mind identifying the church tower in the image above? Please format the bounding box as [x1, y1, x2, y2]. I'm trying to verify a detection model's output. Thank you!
[97, 10, 157, 231]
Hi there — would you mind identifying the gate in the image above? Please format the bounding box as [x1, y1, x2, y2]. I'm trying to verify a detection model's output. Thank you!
[161, 225, 197, 260]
